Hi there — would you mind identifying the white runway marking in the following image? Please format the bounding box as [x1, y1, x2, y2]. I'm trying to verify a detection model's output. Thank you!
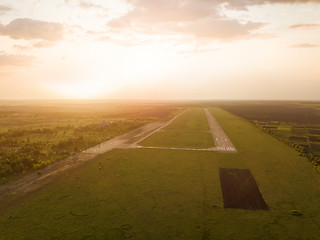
[204, 108, 237, 153]
[135, 108, 237, 153]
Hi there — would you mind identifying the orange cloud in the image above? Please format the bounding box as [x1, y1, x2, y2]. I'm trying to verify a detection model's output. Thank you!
[289, 43, 319, 48]
[64, 0, 108, 12]
[78, 0, 106, 10]
[172, 19, 265, 39]
[0, 5, 12, 14]
[107, 0, 265, 40]
[0, 18, 64, 41]
[0, 53, 34, 67]
[290, 23, 320, 29]
[224, 0, 320, 9]
[33, 41, 57, 48]
[12, 44, 32, 51]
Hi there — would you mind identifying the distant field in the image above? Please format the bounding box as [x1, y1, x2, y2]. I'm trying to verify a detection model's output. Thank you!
[140, 108, 214, 149]
[1, 107, 320, 239]
[219, 102, 320, 157]
[163, 108, 210, 131]
[0, 100, 177, 131]
[140, 130, 214, 149]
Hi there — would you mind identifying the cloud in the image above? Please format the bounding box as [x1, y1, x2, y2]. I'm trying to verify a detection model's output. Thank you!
[96, 34, 152, 47]
[65, 0, 107, 11]
[289, 43, 319, 48]
[33, 41, 57, 48]
[107, 0, 320, 41]
[0, 54, 34, 67]
[223, 0, 320, 10]
[0, 5, 12, 14]
[290, 23, 320, 29]
[13, 41, 57, 50]
[78, 0, 106, 10]
[13, 44, 33, 51]
[174, 19, 265, 39]
[107, 0, 265, 40]
[0, 18, 64, 41]
[108, 0, 218, 25]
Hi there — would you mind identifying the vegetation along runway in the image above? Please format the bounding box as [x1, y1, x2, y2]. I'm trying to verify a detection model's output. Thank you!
[1, 105, 320, 239]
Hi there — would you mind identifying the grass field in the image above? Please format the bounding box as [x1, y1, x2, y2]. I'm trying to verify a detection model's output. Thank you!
[1, 107, 320, 239]
[140, 130, 214, 149]
[163, 108, 209, 131]
[140, 108, 214, 149]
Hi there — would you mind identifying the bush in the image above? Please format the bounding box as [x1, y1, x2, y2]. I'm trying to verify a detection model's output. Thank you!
[33, 164, 41, 170]
[0, 176, 6, 184]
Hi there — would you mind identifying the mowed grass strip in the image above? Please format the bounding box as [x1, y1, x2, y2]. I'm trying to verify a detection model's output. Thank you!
[139, 108, 213, 149]
[163, 108, 209, 131]
[139, 130, 214, 149]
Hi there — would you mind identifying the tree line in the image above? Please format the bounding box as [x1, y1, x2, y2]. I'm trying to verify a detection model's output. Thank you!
[0, 119, 147, 183]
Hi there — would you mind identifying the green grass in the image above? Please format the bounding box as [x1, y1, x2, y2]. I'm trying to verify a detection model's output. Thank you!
[139, 130, 214, 149]
[271, 129, 293, 138]
[163, 108, 209, 131]
[1, 107, 320, 239]
[277, 125, 292, 131]
[139, 107, 213, 149]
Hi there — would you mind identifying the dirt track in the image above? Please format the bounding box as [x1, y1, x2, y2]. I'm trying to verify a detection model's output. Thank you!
[0, 116, 181, 209]
[132, 109, 189, 146]
[0, 108, 237, 211]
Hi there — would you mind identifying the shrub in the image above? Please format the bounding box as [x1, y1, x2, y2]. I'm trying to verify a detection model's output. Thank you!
[0, 176, 7, 184]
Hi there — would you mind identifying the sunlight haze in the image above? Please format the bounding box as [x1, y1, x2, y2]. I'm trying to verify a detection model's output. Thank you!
[0, 0, 320, 100]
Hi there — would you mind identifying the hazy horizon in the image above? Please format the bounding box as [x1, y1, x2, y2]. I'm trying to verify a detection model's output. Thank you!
[1, 0, 320, 100]
[1, 98, 320, 103]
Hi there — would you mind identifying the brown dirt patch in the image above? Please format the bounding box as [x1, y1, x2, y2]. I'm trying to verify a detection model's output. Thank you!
[219, 168, 269, 210]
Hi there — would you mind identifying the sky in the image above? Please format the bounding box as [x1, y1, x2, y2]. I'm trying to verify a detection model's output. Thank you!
[0, 0, 320, 100]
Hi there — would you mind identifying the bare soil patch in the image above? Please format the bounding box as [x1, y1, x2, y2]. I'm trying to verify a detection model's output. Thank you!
[219, 168, 269, 210]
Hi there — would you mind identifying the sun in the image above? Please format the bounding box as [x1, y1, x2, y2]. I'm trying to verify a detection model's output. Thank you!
[50, 78, 118, 99]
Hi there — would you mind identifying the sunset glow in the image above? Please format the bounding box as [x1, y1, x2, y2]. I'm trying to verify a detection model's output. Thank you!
[50, 79, 118, 99]
[1, 0, 320, 100]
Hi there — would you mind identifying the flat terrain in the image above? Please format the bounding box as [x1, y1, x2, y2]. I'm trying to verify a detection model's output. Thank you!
[204, 108, 237, 152]
[162, 108, 209, 131]
[0, 107, 234, 206]
[139, 108, 215, 149]
[139, 131, 214, 149]
[0, 112, 183, 209]
[0, 100, 179, 182]
[219, 168, 269, 210]
[219, 101, 320, 157]
[139, 108, 237, 152]
[1, 107, 320, 239]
